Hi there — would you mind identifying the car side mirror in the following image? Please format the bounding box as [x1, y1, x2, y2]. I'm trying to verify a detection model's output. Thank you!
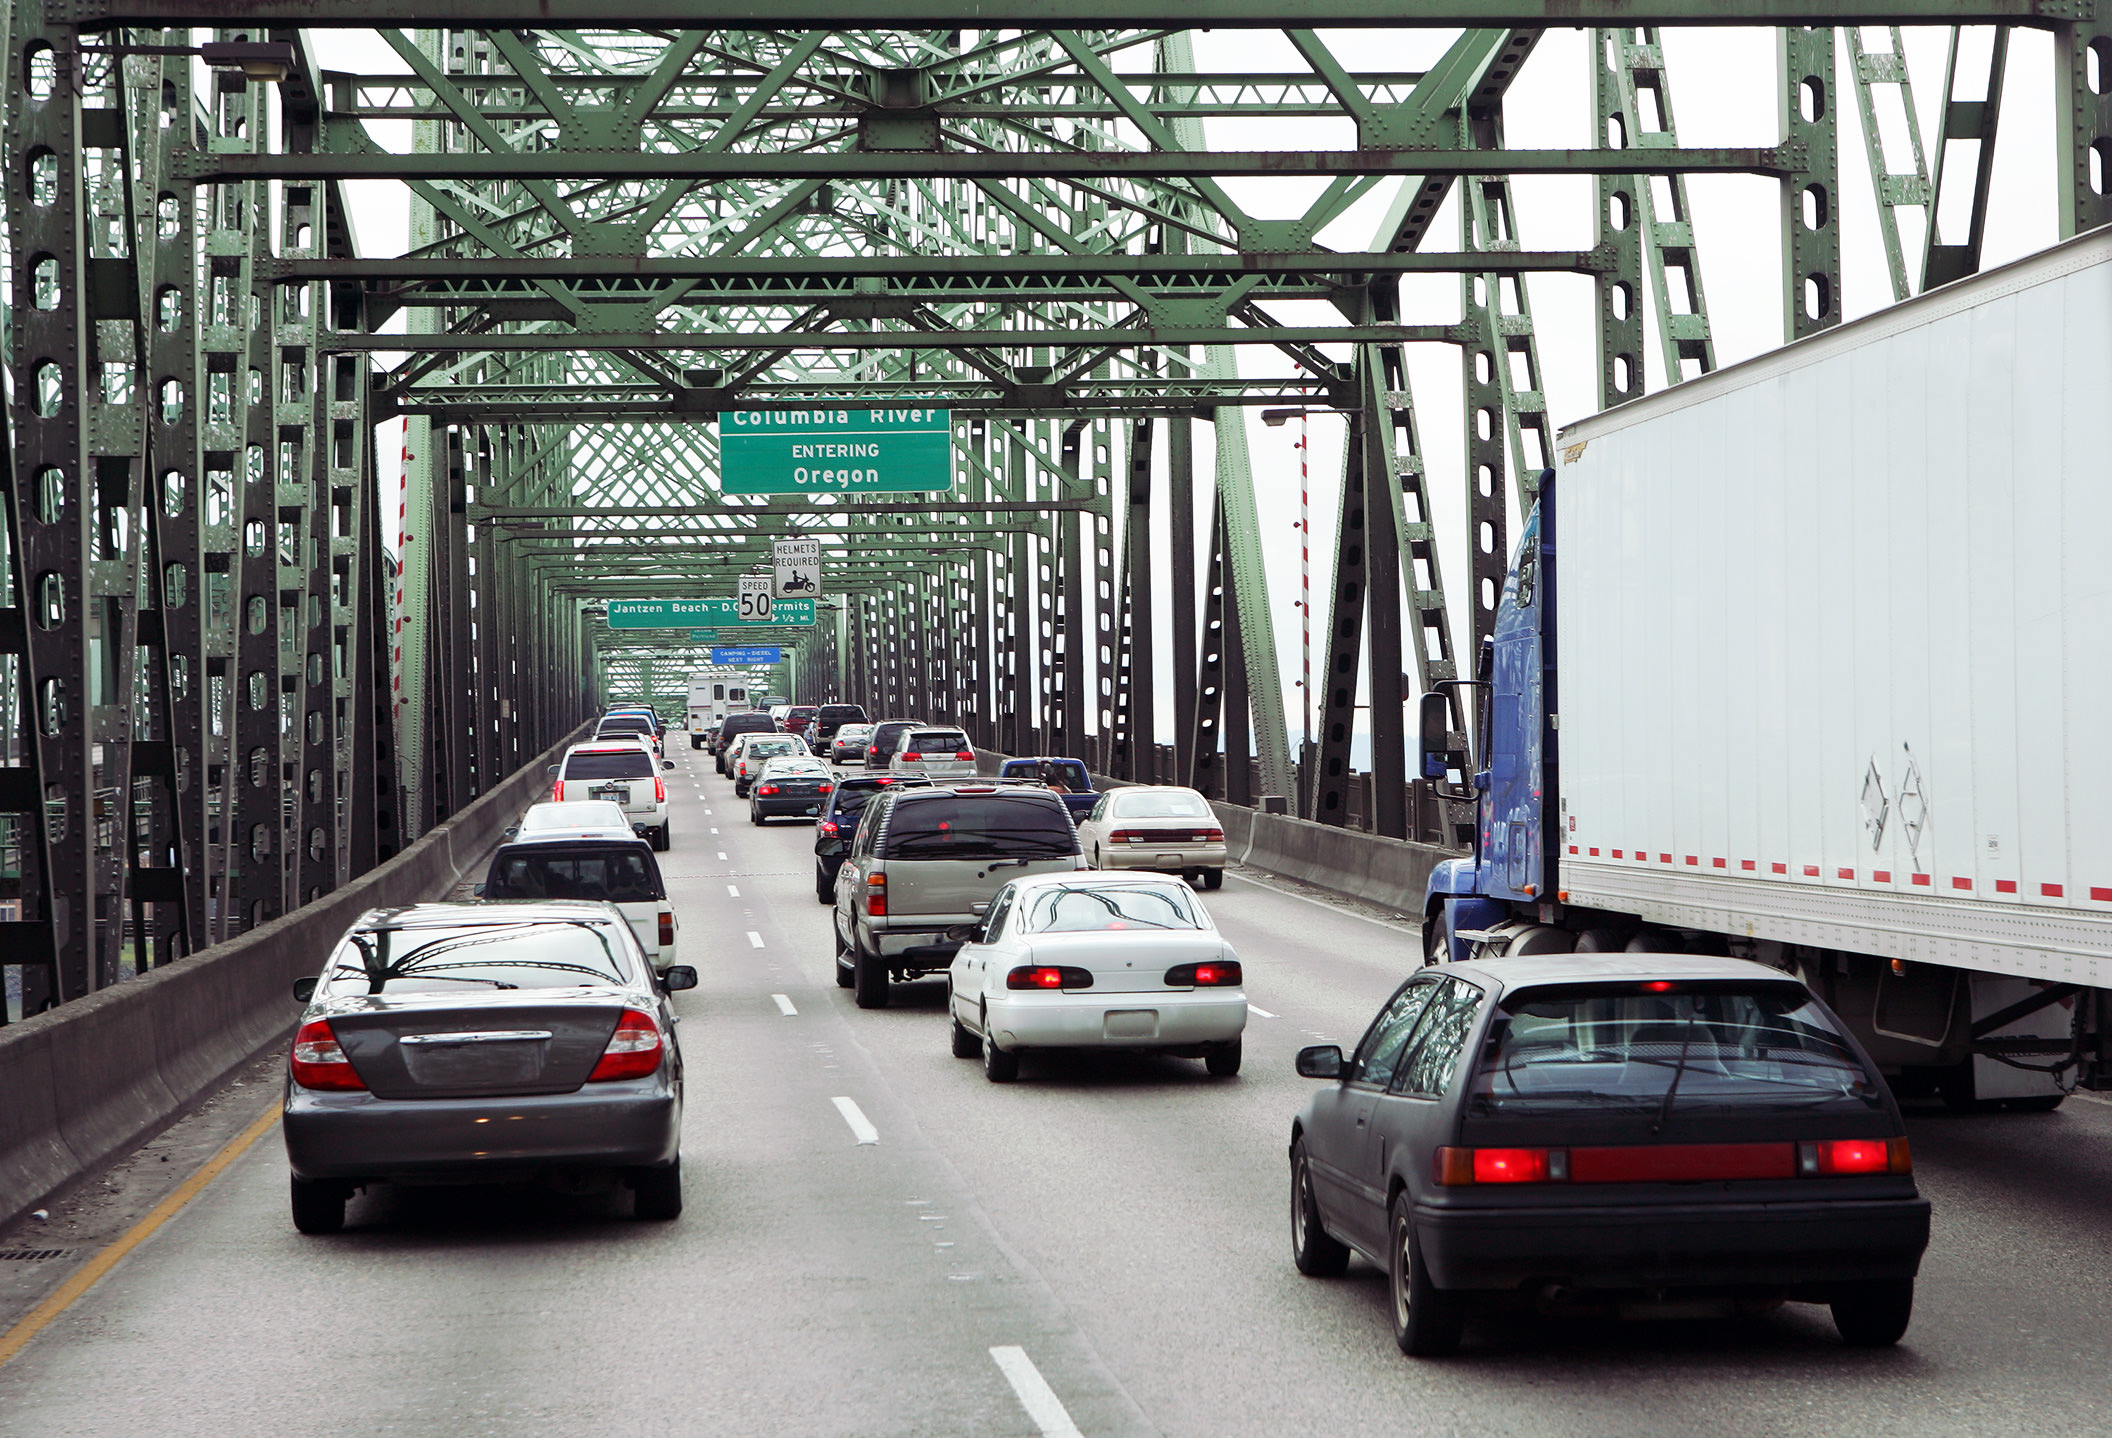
[546, 765, 559, 776]
[292, 975, 318, 1003]
[943, 922, 981, 943]
[660, 965, 698, 993]
[471, 882, 488, 898]
[502, 826, 518, 839]
[662, 759, 675, 770]
[1295, 1044, 1344, 1080]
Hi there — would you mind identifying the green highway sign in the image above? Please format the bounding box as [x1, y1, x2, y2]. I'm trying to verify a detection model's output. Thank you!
[719, 408, 952, 495]
[686, 629, 718, 643]
[607, 598, 815, 629]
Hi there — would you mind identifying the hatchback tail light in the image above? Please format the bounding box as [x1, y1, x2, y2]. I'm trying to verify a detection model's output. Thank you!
[1800, 1137, 1911, 1175]
[1434, 1146, 1565, 1185]
[658, 911, 675, 948]
[289, 1019, 366, 1091]
[866, 873, 886, 917]
[1163, 960, 1243, 987]
[1006, 965, 1095, 990]
[587, 1009, 665, 1082]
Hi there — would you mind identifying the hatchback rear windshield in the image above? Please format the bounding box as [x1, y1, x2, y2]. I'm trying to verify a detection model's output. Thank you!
[324, 921, 633, 994]
[886, 796, 1075, 859]
[486, 845, 662, 903]
[818, 705, 866, 720]
[1021, 883, 1201, 932]
[1114, 790, 1213, 819]
[903, 732, 969, 753]
[564, 749, 654, 780]
[597, 716, 653, 733]
[1467, 984, 1882, 1120]
[744, 738, 800, 756]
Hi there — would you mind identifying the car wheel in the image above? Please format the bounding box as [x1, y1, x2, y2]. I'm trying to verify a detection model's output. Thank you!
[289, 1176, 346, 1235]
[982, 1028, 1019, 1083]
[1202, 868, 1224, 891]
[1831, 1279, 1913, 1346]
[632, 1157, 683, 1222]
[817, 869, 835, 904]
[750, 808, 765, 826]
[1204, 1038, 1242, 1077]
[1290, 1140, 1351, 1277]
[951, 1004, 983, 1059]
[1389, 1193, 1464, 1356]
[853, 943, 889, 1009]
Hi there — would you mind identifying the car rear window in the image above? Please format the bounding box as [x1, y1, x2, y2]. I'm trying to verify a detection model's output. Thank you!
[720, 714, 774, 734]
[788, 707, 819, 721]
[1010, 760, 1089, 790]
[886, 795, 1076, 859]
[902, 731, 968, 754]
[598, 716, 653, 733]
[1114, 789, 1213, 819]
[745, 737, 800, 756]
[486, 845, 663, 903]
[1467, 984, 1882, 1120]
[324, 921, 634, 994]
[818, 705, 866, 721]
[1021, 883, 1201, 932]
[520, 801, 628, 831]
[564, 749, 654, 779]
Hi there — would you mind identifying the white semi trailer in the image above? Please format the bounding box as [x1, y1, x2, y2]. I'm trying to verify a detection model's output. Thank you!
[685, 670, 751, 747]
[1420, 225, 2111, 1107]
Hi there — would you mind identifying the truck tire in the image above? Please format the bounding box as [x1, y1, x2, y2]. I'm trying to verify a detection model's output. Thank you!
[853, 944, 889, 1009]
[1423, 916, 1449, 966]
[1831, 1279, 1913, 1346]
[690, 736, 702, 749]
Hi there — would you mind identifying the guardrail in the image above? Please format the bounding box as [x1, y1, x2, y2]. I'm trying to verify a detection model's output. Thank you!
[0, 723, 590, 1234]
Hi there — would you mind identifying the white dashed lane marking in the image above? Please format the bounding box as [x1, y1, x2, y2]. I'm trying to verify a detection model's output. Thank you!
[772, 993, 797, 1016]
[1250, 1006, 1278, 1019]
[726, 884, 741, 898]
[747, 931, 765, 948]
[831, 1096, 879, 1145]
[988, 1347, 1082, 1438]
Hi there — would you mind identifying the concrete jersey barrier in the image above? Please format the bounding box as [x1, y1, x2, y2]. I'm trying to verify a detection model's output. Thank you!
[0, 725, 589, 1233]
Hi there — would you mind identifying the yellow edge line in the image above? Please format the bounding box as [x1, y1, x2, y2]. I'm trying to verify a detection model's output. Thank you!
[0, 1100, 282, 1370]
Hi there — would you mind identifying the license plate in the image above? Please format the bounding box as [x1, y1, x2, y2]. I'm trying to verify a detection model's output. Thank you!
[591, 784, 628, 803]
[1157, 854, 1181, 865]
[1104, 1010, 1159, 1039]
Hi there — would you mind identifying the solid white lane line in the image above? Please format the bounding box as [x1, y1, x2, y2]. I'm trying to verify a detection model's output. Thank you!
[831, 1096, 879, 1145]
[747, 931, 765, 948]
[727, 884, 741, 897]
[1249, 1005, 1278, 1019]
[1225, 868, 1419, 934]
[988, 1347, 1082, 1438]
[772, 993, 797, 1016]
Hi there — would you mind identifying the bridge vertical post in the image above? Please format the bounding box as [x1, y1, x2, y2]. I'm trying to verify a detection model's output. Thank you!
[1167, 412, 1198, 787]
[1779, 26, 1843, 340]
[1361, 354, 1409, 840]
[2055, 13, 2112, 238]
[1114, 419, 1155, 784]
[1591, 29, 1646, 413]
[1310, 405, 1368, 828]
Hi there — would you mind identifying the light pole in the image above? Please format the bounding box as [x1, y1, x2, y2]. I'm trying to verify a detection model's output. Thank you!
[1262, 408, 1325, 754]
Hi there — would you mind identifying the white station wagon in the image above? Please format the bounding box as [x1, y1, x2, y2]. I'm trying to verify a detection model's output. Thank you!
[945, 871, 1247, 1082]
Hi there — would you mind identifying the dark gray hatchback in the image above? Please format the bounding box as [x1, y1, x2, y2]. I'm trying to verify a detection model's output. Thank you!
[282, 901, 694, 1233]
[1290, 954, 1929, 1356]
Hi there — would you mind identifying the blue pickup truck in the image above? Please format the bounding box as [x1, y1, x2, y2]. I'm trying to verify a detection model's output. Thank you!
[998, 757, 1096, 822]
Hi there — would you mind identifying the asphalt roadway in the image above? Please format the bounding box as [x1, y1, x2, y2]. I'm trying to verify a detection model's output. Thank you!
[2, 743, 2109, 1437]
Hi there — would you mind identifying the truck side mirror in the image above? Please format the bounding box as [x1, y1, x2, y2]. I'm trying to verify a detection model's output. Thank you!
[1418, 692, 1463, 781]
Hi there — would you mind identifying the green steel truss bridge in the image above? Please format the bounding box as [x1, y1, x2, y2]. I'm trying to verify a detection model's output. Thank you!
[1, 0, 2106, 1014]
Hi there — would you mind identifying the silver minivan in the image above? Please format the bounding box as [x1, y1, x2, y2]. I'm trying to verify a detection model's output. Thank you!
[887, 727, 978, 782]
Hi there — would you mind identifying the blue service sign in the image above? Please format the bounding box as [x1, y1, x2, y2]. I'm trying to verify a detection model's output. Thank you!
[711, 646, 782, 665]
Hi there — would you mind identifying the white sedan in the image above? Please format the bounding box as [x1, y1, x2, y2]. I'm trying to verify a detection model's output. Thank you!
[946, 871, 1247, 1082]
[1076, 784, 1228, 889]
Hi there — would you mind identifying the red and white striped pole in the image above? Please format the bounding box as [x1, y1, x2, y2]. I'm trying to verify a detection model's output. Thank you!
[1298, 411, 1311, 747]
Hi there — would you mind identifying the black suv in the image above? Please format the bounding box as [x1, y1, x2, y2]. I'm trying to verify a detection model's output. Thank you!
[713, 710, 779, 772]
[861, 717, 926, 771]
[809, 703, 869, 743]
[812, 774, 928, 902]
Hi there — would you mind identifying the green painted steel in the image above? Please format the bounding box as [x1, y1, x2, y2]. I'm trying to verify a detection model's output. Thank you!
[719, 409, 954, 495]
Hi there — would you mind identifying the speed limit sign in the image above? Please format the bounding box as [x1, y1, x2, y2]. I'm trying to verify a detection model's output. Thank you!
[737, 574, 774, 623]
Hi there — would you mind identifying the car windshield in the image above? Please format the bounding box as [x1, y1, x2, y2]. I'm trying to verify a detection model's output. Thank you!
[1021, 883, 1202, 932]
[887, 796, 1075, 859]
[763, 758, 827, 775]
[819, 706, 865, 720]
[1466, 984, 1882, 1118]
[520, 801, 627, 831]
[486, 846, 661, 903]
[1115, 790, 1213, 819]
[564, 749, 654, 780]
[323, 921, 632, 994]
[838, 726, 874, 740]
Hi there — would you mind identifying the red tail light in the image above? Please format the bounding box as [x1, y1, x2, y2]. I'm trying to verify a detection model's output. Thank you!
[552, 779, 564, 802]
[1434, 1147, 1564, 1185]
[902, 752, 922, 762]
[1202, 828, 1225, 842]
[867, 745, 879, 757]
[290, 1018, 366, 1091]
[817, 820, 838, 837]
[658, 911, 675, 947]
[654, 775, 666, 803]
[758, 785, 778, 795]
[817, 784, 833, 795]
[955, 750, 975, 761]
[866, 873, 886, 917]
[1006, 965, 1095, 990]
[1107, 829, 1138, 843]
[588, 1009, 665, 1082]
[1163, 960, 1243, 987]
[1801, 1138, 1910, 1175]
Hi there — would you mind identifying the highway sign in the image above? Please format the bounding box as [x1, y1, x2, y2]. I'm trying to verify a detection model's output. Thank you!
[737, 574, 774, 623]
[606, 598, 815, 629]
[773, 537, 821, 598]
[686, 629, 718, 643]
[719, 408, 953, 495]
[711, 647, 782, 665]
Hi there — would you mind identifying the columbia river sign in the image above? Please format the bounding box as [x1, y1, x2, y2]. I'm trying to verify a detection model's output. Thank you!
[717, 409, 953, 495]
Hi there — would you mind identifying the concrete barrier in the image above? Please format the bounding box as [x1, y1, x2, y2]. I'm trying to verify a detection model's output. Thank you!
[0, 725, 588, 1233]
